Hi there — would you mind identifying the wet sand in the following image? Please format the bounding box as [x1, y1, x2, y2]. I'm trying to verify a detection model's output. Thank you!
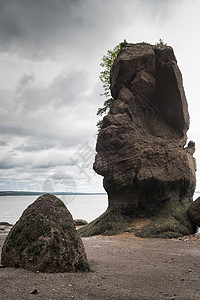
[0, 232, 200, 300]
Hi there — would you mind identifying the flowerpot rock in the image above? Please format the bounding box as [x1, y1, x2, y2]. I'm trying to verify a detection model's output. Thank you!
[79, 43, 196, 238]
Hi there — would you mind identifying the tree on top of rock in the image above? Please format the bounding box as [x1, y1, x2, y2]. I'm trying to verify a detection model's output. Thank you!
[97, 39, 127, 129]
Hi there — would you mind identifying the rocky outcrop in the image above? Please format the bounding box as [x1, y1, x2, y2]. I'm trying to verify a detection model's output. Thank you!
[188, 197, 200, 226]
[1, 194, 89, 272]
[80, 43, 196, 238]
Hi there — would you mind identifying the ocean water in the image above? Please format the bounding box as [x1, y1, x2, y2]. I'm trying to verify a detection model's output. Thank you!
[0, 192, 200, 226]
[0, 194, 108, 225]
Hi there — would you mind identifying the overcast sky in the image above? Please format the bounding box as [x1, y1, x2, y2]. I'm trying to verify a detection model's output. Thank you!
[0, 0, 200, 193]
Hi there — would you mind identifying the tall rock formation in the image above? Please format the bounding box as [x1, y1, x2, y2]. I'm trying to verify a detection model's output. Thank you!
[79, 43, 196, 238]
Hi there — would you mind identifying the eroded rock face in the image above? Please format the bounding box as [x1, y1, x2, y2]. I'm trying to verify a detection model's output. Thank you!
[91, 43, 196, 238]
[1, 194, 89, 272]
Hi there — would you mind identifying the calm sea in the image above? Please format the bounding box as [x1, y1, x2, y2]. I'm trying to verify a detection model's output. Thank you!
[0, 194, 108, 225]
[0, 192, 200, 226]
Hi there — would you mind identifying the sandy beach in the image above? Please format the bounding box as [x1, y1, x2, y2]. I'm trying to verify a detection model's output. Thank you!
[0, 231, 200, 300]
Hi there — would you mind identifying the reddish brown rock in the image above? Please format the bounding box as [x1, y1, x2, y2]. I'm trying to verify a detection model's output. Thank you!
[1, 194, 89, 272]
[80, 43, 196, 238]
[188, 197, 200, 226]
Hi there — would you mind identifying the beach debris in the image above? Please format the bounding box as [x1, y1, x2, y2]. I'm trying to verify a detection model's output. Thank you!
[188, 197, 200, 226]
[30, 288, 38, 294]
[1, 194, 90, 273]
[80, 42, 196, 238]
[0, 222, 13, 233]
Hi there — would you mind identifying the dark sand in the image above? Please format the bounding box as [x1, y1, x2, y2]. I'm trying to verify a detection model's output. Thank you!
[0, 231, 200, 300]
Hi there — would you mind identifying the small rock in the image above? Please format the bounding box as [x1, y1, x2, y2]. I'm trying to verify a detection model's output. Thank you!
[30, 288, 38, 294]
[181, 278, 184, 281]
[0, 222, 13, 226]
[74, 219, 88, 226]
[188, 269, 192, 272]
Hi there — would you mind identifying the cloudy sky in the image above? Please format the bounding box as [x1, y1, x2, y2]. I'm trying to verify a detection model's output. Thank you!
[0, 0, 200, 193]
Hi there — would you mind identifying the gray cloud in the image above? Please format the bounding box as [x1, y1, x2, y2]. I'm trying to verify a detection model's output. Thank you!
[0, 0, 181, 60]
[16, 72, 35, 93]
[0, 140, 8, 146]
[0, 66, 98, 193]
[0, 70, 99, 140]
[0, 0, 82, 56]
[0, 0, 195, 193]
[0, 0, 101, 59]
[0, 147, 73, 169]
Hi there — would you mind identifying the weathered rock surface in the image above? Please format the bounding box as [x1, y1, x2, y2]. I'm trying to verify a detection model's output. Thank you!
[80, 43, 196, 238]
[1, 194, 89, 272]
[188, 197, 200, 226]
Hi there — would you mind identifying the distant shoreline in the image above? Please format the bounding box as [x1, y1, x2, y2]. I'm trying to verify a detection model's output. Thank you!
[0, 191, 199, 196]
[0, 191, 106, 196]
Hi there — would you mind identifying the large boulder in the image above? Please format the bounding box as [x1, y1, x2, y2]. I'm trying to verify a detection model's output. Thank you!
[79, 43, 196, 238]
[188, 197, 200, 226]
[1, 194, 89, 272]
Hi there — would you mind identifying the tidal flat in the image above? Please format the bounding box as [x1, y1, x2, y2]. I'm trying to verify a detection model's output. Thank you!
[0, 232, 200, 300]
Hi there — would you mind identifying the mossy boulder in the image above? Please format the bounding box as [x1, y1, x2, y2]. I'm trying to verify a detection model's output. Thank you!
[188, 197, 200, 226]
[1, 194, 89, 273]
